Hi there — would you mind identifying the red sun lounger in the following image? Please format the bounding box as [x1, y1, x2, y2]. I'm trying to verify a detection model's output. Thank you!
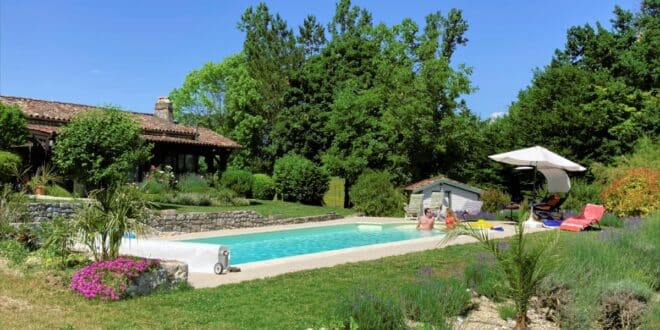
[559, 204, 606, 232]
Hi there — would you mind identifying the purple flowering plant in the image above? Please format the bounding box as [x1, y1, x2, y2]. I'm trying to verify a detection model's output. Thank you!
[70, 257, 159, 301]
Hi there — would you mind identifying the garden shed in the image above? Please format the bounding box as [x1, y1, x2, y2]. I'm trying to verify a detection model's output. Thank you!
[1, 95, 240, 177]
[404, 176, 482, 212]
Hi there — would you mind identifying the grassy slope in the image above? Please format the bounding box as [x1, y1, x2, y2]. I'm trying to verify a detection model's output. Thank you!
[0, 243, 480, 329]
[2, 219, 659, 329]
[155, 199, 355, 218]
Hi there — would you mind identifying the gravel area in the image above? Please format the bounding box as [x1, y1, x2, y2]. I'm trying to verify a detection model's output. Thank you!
[454, 294, 560, 330]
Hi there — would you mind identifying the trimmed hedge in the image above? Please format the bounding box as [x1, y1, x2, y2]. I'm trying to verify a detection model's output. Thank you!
[252, 173, 275, 200]
[220, 169, 253, 197]
[273, 154, 329, 205]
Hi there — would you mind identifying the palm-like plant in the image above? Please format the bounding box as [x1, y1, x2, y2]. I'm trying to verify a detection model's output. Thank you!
[74, 184, 151, 261]
[441, 208, 558, 329]
[28, 164, 62, 194]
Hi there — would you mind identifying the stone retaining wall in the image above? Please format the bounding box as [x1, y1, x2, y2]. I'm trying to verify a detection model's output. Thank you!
[23, 203, 344, 232]
[26, 202, 83, 224]
[149, 210, 343, 233]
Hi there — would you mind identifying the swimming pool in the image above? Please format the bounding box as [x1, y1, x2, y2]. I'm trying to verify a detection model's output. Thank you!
[183, 224, 443, 265]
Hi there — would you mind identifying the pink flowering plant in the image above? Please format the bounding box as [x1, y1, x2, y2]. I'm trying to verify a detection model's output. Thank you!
[144, 164, 176, 188]
[70, 257, 160, 301]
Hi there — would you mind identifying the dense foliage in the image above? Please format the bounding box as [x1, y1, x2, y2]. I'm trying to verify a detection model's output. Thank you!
[0, 101, 28, 150]
[52, 107, 152, 190]
[219, 169, 253, 197]
[480, 188, 511, 213]
[273, 154, 329, 205]
[499, 0, 659, 170]
[0, 151, 21, 184]
[169, 0, 659, 202]
[601, 167, 659, 217]
[349, 171, 405, 216]
[251, 173, 275, 200]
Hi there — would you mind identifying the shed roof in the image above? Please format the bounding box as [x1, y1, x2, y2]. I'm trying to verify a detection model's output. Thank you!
[1, 95, 240, 149]
[404, 175, 482, 194]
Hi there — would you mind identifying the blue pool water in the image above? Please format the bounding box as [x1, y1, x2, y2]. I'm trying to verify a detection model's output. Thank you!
[184, 224, 443, 265]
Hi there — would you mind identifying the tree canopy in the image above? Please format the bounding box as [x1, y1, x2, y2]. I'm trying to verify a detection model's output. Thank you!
[169, 0, 659, 200]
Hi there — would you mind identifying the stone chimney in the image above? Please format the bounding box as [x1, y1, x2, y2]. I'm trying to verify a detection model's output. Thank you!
[154, 96, 173, 122]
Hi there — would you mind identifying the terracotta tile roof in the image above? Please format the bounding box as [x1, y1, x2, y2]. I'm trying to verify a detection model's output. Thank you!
[405, 175, 482, 194]
[1, 95, 240, 149]
[27, 124, 58, 135]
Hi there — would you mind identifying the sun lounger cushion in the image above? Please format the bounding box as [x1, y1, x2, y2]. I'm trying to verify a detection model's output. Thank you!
[559, 204, 605, 232]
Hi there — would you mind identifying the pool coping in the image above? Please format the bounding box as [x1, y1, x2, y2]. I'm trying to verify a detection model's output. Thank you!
[177, 217, 549, 288]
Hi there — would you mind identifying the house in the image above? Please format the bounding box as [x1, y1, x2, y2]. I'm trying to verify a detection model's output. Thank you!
[404, 176, 482, 212]
[0, 95, 240, 176]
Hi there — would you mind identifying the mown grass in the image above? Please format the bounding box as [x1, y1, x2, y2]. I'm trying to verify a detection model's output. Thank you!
[0, 243, 480, 329]
[1, 216, 658, 329]
[153, 199, 355, 218]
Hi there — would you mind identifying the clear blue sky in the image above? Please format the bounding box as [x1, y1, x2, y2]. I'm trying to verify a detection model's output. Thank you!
[0, 0, 639, 118]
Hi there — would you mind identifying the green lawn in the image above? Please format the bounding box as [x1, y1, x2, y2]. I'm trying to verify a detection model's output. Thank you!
[1, 218, 658, 329]
[154, 199, 356, 218]
[0, 241, 481, 329]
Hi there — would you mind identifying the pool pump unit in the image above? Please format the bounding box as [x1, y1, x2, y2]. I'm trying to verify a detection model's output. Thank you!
[214, 247, 230, 275]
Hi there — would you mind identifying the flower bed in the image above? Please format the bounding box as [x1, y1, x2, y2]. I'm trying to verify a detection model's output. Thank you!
[70, 257, 160, 300]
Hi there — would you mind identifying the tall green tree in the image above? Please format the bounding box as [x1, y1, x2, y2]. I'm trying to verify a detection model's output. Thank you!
[503, 2, 659, 170]
[238, 3, 302, 123]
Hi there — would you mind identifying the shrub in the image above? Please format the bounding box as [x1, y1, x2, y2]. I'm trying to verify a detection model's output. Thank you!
[563, 179, 602, 213]
[600, 213, 623, 228]
[145, 165, 176, 189]
[45, 184, 73, 198]
[0, 185, 29, 226]
[176, 173, 209, 193]
[0, 239, 28, 266]
[39, 216, 76, 268]
[70, 257, 160, 300]
[251, 173, 275, 200]
[273, 154, 329, 205]
[481, 188, 511, 213]
[141, 179, 168, 195]
[349, 171, 405, 217]
[169, 193, 212, 206]
[0, 151, 21, 184]
[211, 187, 238, 204]
[0, 101, 28, 149]
[52, 107, 152, 189]
[601, 167, 659, 217]
[336, 286, 406, 330]
[220, 169, 253, 197]
[401, 273, 470, 327]
[599, 280, 653, 330]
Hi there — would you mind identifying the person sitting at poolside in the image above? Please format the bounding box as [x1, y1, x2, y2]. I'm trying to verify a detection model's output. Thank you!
[417, 208, 435, 230]
[445, 208, 458, 230]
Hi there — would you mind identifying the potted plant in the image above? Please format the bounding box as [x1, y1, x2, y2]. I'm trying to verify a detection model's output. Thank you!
[28, 164, 62, 196]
